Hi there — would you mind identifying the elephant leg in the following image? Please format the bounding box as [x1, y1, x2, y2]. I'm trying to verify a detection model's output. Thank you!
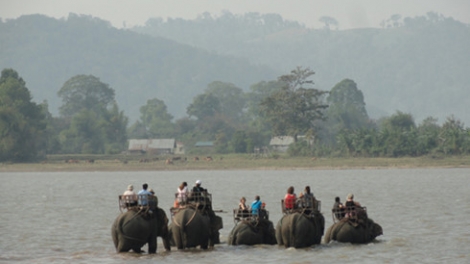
[112, 227, 119, 251]
[162, 236, 171, 251]
[173, 227, 184, 250]
[147, 237, 157, 254]
[201, 240, 209, 249]
[275, 221, 284, 246]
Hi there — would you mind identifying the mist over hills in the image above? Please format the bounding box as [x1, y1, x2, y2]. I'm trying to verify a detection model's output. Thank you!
[1, 12, 469, 125]
[0, 14, 279, 121]
[134, 12, 470, 125]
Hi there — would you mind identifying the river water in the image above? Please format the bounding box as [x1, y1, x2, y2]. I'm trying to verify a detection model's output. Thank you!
[0, 168, 469, 263]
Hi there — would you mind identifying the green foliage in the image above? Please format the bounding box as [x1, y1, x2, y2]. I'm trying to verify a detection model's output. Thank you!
[322, 79, 371, 146]
[59, 110, 105, 154]
[55, 75, 128, 154]
[260, 67, 328, 139]
[230, 130, 248, 153]
[140, 98, 174, 138]
[287, 140, 314, 157]
[134, 12, 470, 126]
[127, 121, 148, 139]
[380, 111, 416, 131]
[102, 102, 128, 148]
[0, 69, 46, 161]
[332, 112, 470, 158]
[58, 75, 115, 118]
[438, 116, 468, 154]
[205, 81, 246, 122]
[187, 93, 221, 120]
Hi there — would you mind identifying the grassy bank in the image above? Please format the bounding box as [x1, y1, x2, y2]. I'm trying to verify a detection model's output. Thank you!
[1, 154, 470, 172]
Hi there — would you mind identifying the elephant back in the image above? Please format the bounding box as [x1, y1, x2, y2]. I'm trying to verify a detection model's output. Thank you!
[229, 219, 276, 246]
[276, 212, 324, 248]
[169, 207, 211, 249]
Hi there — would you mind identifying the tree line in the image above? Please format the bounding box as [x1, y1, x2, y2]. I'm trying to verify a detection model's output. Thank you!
[1, 67, 469, 162]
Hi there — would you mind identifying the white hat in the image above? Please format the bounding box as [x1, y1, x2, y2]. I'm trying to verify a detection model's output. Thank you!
[196, 180, 202, 185]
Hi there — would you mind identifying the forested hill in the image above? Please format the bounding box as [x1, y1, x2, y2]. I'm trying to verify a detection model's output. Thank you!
[0, 14, 279, 120]
[133, 12, 470, 125]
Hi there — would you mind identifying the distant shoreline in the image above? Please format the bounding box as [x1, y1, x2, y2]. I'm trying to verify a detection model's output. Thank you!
[2, 155, 470, 172]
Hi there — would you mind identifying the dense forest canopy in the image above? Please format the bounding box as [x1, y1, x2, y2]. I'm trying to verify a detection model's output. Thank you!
[1, 12, 470, 161]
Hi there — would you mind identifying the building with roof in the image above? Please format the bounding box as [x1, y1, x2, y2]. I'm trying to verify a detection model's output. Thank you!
[269, 135, 314, 152]
[128, 139, 183, 155]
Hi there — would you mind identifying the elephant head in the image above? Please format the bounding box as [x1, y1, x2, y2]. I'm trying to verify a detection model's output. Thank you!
[366, 218, 383, 241]
[112, 207, 171, 253]
[324, 217, 383, 244]
[209, 215, 223, 245]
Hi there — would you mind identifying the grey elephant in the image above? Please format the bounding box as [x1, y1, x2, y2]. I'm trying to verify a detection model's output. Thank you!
[324, 217, 383, 244]
[111, 207, 171, 253]
[276, 211, 325, 248]
[228, 218, 277, 246]
[168, 207, 223, 249]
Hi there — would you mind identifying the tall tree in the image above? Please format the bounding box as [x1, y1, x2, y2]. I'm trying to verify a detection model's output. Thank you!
[57, 75, 115, 118]
[186, 93, 221, 120]
[379, 111, 417, 157]
[438, 116, 468, 154]
[0, 69, 46, 161]
[102, 102, 128, 153]
[205, 81, 246, 122]
[59, 109, 104, 154]
[139, 98, 174, 138]
[57, 74, 129, 154]
[322, 79, 371, 145]
[260, 67, 328, 141]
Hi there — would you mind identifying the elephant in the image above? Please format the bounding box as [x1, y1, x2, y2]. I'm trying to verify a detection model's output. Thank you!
[111, 207, 171, 253]
[276, 211, 325, 248]
[324, 217, 383, 244]
[228, 218, 277, 246]
[168, 207, 223, 249]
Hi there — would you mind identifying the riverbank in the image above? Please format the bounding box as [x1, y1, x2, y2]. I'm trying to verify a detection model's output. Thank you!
[1, 154, 470, 172]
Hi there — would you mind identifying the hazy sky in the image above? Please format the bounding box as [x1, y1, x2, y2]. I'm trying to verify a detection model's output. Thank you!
[1, 0, 469, 29]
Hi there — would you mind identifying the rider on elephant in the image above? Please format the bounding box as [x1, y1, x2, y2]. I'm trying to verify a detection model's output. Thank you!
[251, 195, 267, 219]
[149, 189, 158, 213]
[122, 184, 138, 208]
[284, 186, 297, 210]
[186, 180, 221, 244]
[332, 196, 345, 220]
[138, 183, 152, 206]
[344, 193, 367, 222]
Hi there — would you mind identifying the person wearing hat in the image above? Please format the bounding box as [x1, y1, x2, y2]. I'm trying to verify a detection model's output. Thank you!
[192, 179, 206, 193]
[190, 179, 206, 202]
[345, 193, 361, 207]
[344, 193, 361, 219]
[122, 184, 137, 208]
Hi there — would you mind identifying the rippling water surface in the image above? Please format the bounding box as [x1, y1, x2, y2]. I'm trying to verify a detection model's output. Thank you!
[1, 169, 469, 263]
